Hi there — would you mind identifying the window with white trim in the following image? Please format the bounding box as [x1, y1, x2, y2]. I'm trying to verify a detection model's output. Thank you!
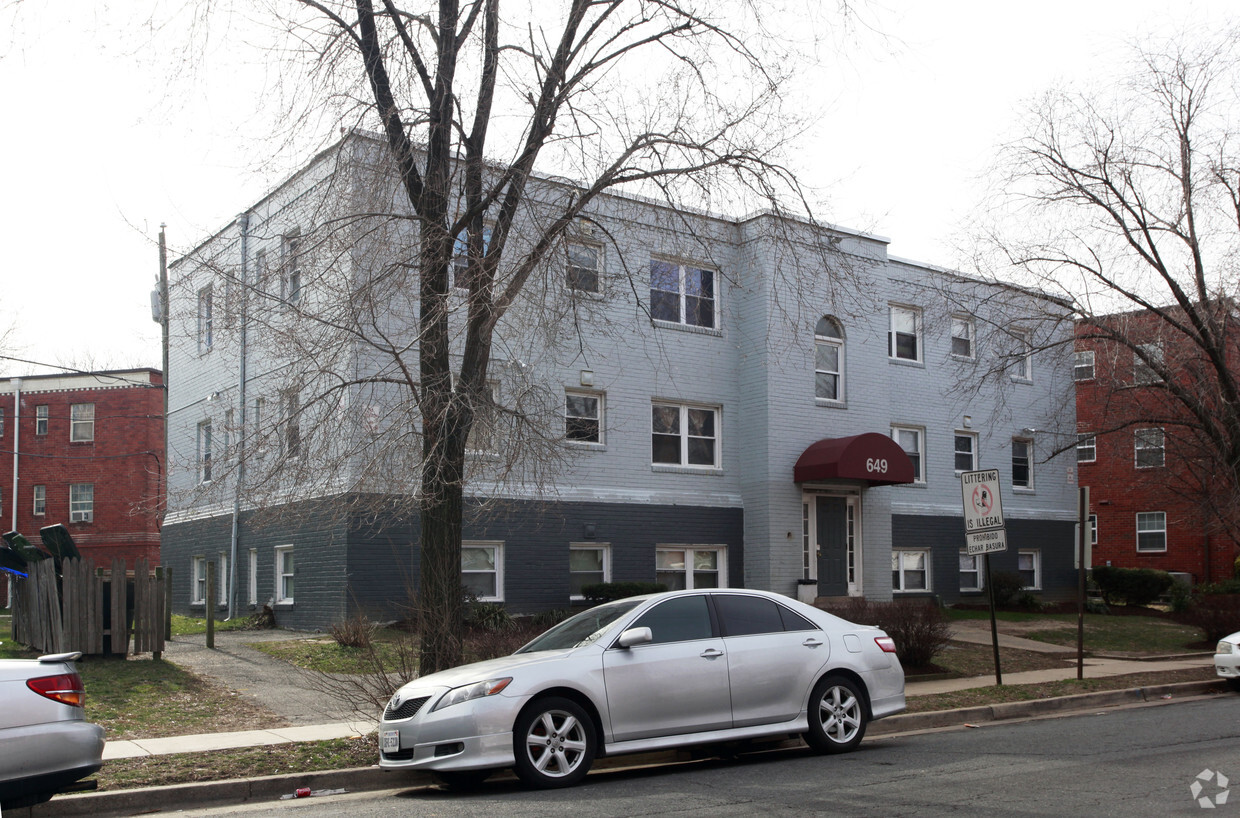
[892, 549, 929, 592]
[281, 390, 301, 458]
[1018, 550, 1041, 589]
[954, 432, 977, 473]
[0, 408, 5, 436]
[650, 259, 716, 329]
[216, 554, 228, 605]
[198, 420, 213, 483]
[656, 546, 725, 591]
[275, 545, 295, 604]
[1074, 350, 1095, 381]
[192, 556, 206, 605]
[69, 483, 93, 523]
[951, 314, 975, 358]
[1134, 428, 1164, 468]
[198, 285, 214, 354]
[1077, 434, 1096, 463]
[1012, 438, 1033, 489]
[282, 233, 302, 306]
[570, 543, 610, 599]
[566, 242, 601, 293]
[1133, 341, 1163, 385]
[1089, 514, 1098, 546]
[1136, 512, 1167, 553]
[814, 316, 845, 402]
[565, 391, 602, 444]
[652, 402, 719, 468]
[1010, 329, 1032, 381]
[32, 484, 45, 516]
[69, 403, 95, 442]
[35, 405, 48, 436]
[462, 541, 502, 601]
[888, 305, 921, 362]
[452, 224, 493, 290]
[248, 548, 258, 607]
[959, 551, 982, 591]
[891, 426, 924, 483]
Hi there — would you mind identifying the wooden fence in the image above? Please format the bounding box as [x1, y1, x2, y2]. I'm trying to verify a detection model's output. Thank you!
[11, 557, 166, 658]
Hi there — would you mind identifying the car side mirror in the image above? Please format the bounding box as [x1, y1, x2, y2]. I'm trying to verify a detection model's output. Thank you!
[616, 626, 652, 648]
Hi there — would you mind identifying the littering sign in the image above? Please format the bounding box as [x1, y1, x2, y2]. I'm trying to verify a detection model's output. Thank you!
[960, 469, 1007, 554]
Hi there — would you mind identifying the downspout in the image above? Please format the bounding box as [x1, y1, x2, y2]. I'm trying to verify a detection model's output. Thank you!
[228, 213, 251, 620]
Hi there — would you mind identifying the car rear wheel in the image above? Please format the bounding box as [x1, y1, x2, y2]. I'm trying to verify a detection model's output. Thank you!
[804, 675, 867, 753]
[512, 696, 595, 789]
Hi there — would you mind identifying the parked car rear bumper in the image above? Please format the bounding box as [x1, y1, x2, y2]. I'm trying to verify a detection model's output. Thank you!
[0, 721, 105, 804]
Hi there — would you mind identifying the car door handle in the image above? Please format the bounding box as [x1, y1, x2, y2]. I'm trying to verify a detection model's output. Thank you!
[802, 638, 823, 648]
[700, 648, 725, 659]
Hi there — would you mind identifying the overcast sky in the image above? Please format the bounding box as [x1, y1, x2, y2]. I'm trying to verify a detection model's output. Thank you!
[0, 1, 1229, 376]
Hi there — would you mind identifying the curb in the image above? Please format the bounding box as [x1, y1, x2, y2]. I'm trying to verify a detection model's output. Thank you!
[23, 679, 1230, 817]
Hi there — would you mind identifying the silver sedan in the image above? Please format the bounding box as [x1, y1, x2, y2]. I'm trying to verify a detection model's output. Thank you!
[379, 589, 905, 789]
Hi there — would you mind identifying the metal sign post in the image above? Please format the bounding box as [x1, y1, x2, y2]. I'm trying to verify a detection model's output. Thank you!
[960, 469, 1008, 686]
[1077, 486, 1089, 680]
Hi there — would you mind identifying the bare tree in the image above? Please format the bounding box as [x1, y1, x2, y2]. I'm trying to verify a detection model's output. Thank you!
[975, 31, 1240, 544]
[169, 1, 855, 675]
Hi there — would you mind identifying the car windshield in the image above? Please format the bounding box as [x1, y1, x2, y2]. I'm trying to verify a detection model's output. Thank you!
[515, 599, 642, 653]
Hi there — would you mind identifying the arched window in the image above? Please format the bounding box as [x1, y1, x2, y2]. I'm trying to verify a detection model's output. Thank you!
[815, 316, 845, 403]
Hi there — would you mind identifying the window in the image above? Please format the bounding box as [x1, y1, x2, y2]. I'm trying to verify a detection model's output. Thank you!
[959, 552, 982, 591]
[255, 248, 268, 291]
[32, 484, 45, 516]
[1018, 550, 1041, 589]
[567, 242, 600, 293]
[0, 408, 4, 436]
[1137, 512, 1167, 553]
[814, 316, 845, 402]
[198, 420, 213, 483]
[1012, 438, 1033, 489]
[951, 315, 975, 358]
[891, 426, 924, 483]
[281, 391, 301, 458]
[248, 548, 258, 607]
[198, 285, 214, 354]
[1134, 342, 1163, 385]
[462, 541, 502, 601]
[1076, 434, 1096, 463]
[69, 403, 95, 442]
[192, 556, 206, 605]
[656, 546, 725, 591]
[892, 549, 929, 592]
[35, 405, 48, 436]
[565, 391, 602, 444]
[275, 545, 295, 604]
[1074, 350, 1095, 381]
[1010, 329, 1032, 381]
[1089, 514, 1098, 546]
[888, 305, 921, 362]
[1134, 428, 1165, 468]
[452, 224, 493, 290]
[954, 432, 977, 473]
[652, 403, 719, 468]
[631, 595, 713, 644]
[216, 554, 229, 605]
[69, 483, 93, 523]
[282, 234, 302, 306]
[650, 259, 716, 329]
[569, 544, 609, 599]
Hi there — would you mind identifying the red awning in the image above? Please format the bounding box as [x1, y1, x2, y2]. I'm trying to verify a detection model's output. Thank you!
[793, 433, 915, 486]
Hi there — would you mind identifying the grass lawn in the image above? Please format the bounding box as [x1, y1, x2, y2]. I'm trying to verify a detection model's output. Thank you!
[169, 613, 266, 637]
[947, 608, 1205, 654]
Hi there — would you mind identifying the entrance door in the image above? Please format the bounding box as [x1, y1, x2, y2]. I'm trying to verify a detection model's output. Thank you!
[816, 496, 848, 596]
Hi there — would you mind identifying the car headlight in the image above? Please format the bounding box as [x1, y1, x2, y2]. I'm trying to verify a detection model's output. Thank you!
[1218, 641, 1234, 655]
[432, 677, 513, 711]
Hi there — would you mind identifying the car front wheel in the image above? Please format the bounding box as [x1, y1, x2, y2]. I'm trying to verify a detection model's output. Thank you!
[804, 675, 868, 753]
[512, 696, 596, 789]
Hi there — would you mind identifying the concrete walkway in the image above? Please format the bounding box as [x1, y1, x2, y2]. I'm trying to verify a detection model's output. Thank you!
[100, 625, 1215, 761]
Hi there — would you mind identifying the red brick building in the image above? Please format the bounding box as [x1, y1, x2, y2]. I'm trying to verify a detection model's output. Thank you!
[0, 370, 164, 605]
[1076, 314, 1240, 584]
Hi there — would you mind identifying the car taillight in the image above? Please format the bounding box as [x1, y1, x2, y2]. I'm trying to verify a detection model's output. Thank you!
[874, 636, 898, 653]
[27, 672, 85, 707]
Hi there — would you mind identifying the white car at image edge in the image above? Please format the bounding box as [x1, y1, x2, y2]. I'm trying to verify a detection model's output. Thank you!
[1214, 631, 1240, 689]
[379, 588, 906, 789]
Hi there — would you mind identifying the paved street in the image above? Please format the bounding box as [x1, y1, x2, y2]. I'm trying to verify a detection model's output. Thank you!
[182, 696, 1240, 817]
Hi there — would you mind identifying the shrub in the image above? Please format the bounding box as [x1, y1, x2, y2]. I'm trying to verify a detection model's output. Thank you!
[988, 571, 1025, 607]
[329, 614, 377, 649]
[823, 598, 951, 669]
[1179, 594, 1240, 644]
[1198, 579, 1240, 596]
[465, 601, 514, 632]
[579, 581, 667, 602]
[1168, 577, 1193, 613]
[1090, 566, 1172, 606]
[1014, 592, 1043, 612]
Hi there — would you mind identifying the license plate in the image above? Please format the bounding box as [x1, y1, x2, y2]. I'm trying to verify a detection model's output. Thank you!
[381, 730, 401, 752]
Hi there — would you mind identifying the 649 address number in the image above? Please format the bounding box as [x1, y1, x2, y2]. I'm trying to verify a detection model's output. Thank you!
[866, 458, 888, 474]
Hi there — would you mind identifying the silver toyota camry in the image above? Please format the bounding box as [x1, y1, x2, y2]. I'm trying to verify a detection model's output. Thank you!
[379, 589, 905, 789]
